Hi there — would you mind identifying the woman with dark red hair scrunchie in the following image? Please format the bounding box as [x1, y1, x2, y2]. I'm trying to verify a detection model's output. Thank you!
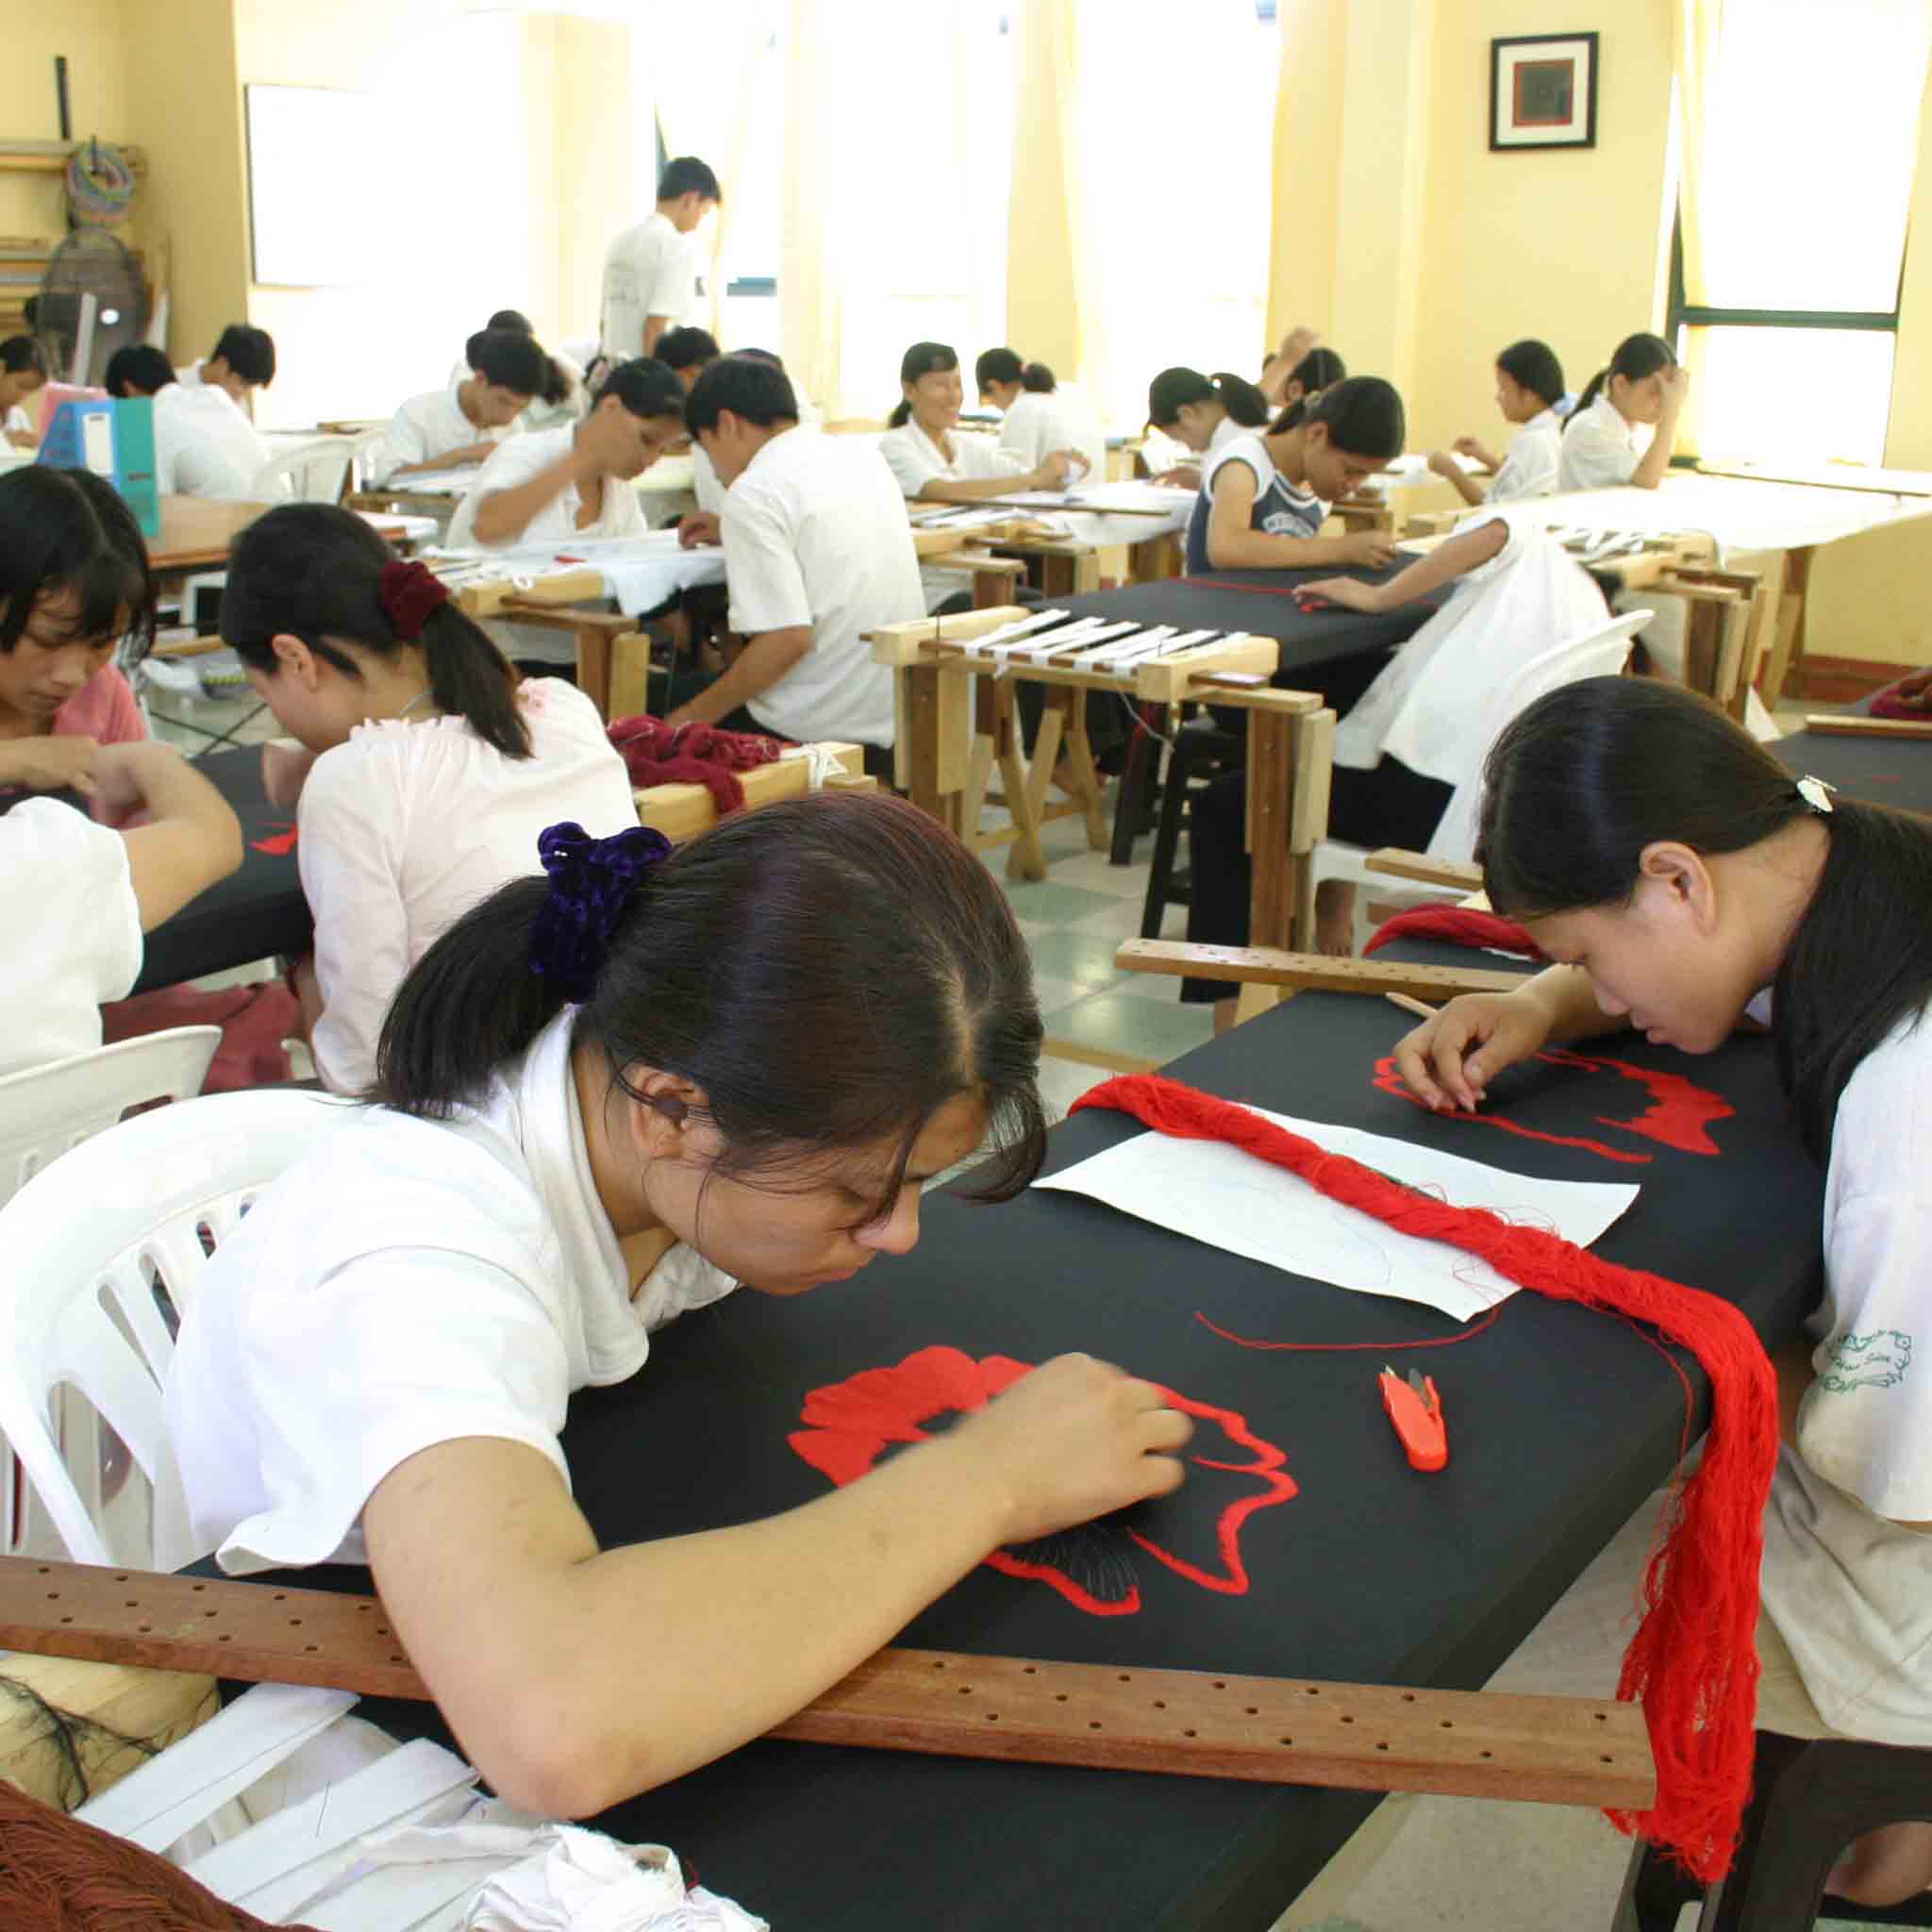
[221, 502, 639, 1095]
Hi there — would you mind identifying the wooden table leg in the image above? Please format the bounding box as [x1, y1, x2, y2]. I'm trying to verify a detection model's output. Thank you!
[905, 663, 965, 838]
[1108, 701, 1161, 865]
[999, 681, 1048, 882]
[1759, 545, 1813, 708]
[1064, 688, 1108, 849]
[575, 623, 613, 720]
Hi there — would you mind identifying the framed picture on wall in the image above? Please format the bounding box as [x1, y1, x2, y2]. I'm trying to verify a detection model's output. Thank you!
[1490, 33, 1598, 151]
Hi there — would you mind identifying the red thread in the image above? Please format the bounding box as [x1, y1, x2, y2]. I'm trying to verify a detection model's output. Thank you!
[607, 714, 787, 818]
[1372, 1050, 1735, 1166]
[1363, 907, 1543, 958]
[1070, 1072, 1777, 1883]
[1193, 1303, 1504, 1353]
[249, 823, 298, 856]
[789, 1344, 1296, 1620]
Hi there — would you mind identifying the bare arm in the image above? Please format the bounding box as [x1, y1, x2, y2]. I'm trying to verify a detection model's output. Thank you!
[470, 446, 588, 546]
[1428, 448, 1491, 508]
[1258, 325, 1320, 405]
[665, 627, 811, 727]
[91, 742, 244, 931]
[913, 449, 1076, 504]
[1205, 466, 1393, 571]
[641, 314, 672, 359]
[1299, 517, 1508, 614]
[363, 1354, 1191, 1817]
[1629, 369, 1691, 491]
[390, 441, 498, 478]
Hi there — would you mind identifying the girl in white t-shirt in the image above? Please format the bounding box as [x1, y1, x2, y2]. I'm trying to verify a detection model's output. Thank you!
[1144, 365, 1274, 491]
[163, 789, 1191, 1819]
[0, 335, 48, 449]
[1391, 676, 1932, 1911]
[879, 340, 1088, 503]
[1428, 338, 1569, 508]
[1557, 331, 1690, 493]
[973, 348, 1108, 484]
[222, 504, 640, 1095]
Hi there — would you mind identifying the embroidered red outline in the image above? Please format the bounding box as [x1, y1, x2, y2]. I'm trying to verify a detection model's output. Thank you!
[788, 1344, 1297, 1618]
[1372, 1048, 1734, 1165]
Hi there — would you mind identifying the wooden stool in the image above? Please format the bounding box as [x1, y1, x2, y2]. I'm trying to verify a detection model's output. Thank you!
[1612, 1729, 1932, 1931]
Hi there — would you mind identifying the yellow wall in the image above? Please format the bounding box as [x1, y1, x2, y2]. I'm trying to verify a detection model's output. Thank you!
[0, 0, 136, 249]
[120, 0, 248, 369]
[1409, 0, 1675, 451]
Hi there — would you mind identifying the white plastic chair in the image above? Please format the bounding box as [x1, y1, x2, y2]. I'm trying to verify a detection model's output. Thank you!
[252, 434, 358, 505]
[0, 1027, 222, 1209]
[347, 424, 391, 491]
[0, 1088, 353, 1569]
[1313, 608, 1651, 940]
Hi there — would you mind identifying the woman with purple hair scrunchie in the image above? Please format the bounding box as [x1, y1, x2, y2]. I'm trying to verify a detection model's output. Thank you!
[164, 789, 1197, 1835]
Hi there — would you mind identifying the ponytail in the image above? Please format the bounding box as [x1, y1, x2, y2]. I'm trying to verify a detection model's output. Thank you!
[1208, 372, 1271, 427]
[1478, 675, 1932, 1160]
[1020, 360, 1057, 393]
[223, 504, 531, 760]
[376, 791, 1052, 1209]
[1570, 332, 1674, 425]
[888, 398, 913, 428]
[415, 601, 531, 758]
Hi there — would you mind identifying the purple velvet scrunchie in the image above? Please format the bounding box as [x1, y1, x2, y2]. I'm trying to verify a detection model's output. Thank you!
[529, 820, 673, 1005]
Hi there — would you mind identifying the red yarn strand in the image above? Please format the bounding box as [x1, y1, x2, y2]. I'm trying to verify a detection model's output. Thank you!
[1362, 906, 1544, 959]
[1193, 1303, 1505, 1353]
[1070, 1072, 1777, 1883]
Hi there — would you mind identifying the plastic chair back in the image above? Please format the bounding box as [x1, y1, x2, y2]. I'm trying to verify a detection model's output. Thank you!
[0, 1089, 353, 1568]
[0, 1027, 222, 1208]
[252, 435, 358, 504]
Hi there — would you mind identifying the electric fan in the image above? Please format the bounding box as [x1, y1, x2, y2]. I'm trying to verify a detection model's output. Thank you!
[34, 228, 149, 388]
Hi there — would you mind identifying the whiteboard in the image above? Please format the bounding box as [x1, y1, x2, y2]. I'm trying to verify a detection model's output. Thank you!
[245, 85, 385, 287]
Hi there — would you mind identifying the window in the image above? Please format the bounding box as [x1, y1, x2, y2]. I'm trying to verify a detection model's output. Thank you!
[1669, 0, 1929, 466]
[1074, 0, 1278, 429]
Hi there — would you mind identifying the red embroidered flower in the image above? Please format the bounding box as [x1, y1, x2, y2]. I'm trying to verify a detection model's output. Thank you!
[788, 1344, 1297, 1618]
[1372, 1047, 1734, 1166]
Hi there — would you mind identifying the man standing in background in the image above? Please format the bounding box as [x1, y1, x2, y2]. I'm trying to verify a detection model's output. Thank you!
[599, 157, 721, 365]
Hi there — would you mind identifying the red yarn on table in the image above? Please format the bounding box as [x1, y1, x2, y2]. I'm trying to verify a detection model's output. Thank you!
[1362, 906, 1543, 958]
[607, 715, 787, 817]
[1069, 1072, 1777, 1884]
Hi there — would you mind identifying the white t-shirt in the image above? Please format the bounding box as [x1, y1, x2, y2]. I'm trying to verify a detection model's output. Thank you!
[297, 678, 638, 1096]
[1759, 994, 1932, 1744]
[1557, 393, 1653, 493]
[1488, 408, 1562, 504]
[152, 384, 271, 501]
[878, 421, 1025, 610]
[1332, 511, 1614, 858]
[164, 1008, 740, 1574]
[373, 386, 514, 486]
[998, 387, 1106, 485]
[599, 211, 696, 360]
[722, 428, 922, 747]
[446, 425, 646, 551]
[3, 403, 33, 440]
[0, 797, 142, 1075]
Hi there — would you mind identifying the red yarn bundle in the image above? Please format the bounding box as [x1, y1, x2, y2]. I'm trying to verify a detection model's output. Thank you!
[0, 1778, 311, 1928]
[607, 715, 787, 817]
[1362, 906, 1543, 959]
[1069, 1072, 1778, 1882]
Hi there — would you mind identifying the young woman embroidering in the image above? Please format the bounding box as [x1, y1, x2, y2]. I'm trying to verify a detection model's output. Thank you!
[164, 791, 1191, 1817]
[1391, 676, 1932, 1910]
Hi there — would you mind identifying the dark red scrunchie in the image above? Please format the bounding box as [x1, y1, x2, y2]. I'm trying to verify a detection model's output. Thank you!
[378, 558, 451, 641]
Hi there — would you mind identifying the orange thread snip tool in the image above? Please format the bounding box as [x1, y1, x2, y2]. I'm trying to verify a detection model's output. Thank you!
[1378, 1364, 1448, 1472]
